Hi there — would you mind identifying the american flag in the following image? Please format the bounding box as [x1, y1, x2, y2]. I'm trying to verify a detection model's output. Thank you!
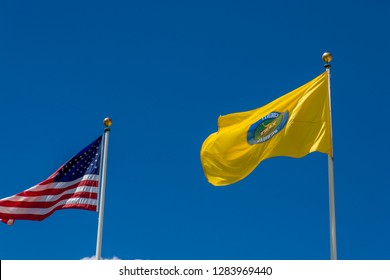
[0, 136, 102, 225]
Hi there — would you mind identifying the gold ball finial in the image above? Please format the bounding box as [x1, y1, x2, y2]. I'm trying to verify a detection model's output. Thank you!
[322, 52, 333, 63]
[103, 117, 112, 127]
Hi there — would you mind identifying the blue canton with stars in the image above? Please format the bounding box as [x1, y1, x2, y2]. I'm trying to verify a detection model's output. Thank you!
[54, 136, 102, 182]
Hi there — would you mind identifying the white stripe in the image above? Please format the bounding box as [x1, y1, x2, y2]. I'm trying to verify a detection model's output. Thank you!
[33, 174, 100, 191]
[0, 198, 97, 215]
[0, 175, 99, 202]
[3, 186, 98, 203]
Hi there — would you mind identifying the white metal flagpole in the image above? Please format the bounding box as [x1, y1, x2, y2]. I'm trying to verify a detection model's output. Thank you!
[322, 52, 337, 260]
[95, 117, 112, 260]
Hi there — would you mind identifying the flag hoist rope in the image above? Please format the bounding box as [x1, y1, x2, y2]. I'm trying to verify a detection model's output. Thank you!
[323, 52, 337, 260]
[95, 117, 112, 260]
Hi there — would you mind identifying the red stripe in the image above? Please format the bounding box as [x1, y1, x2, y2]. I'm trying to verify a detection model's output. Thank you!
[0, 192, 97, 208]
[0, 204, 97, 221]
[16, 180, 98, 197]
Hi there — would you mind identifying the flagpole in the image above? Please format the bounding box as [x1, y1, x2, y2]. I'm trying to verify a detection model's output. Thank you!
[95, 117, 112, 260]
[322, 52, 337, 260]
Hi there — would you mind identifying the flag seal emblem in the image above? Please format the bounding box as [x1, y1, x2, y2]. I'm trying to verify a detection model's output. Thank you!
[247, 111, 289, 145]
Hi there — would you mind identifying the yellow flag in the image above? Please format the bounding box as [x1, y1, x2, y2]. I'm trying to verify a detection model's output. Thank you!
[200, 71, 331, 186]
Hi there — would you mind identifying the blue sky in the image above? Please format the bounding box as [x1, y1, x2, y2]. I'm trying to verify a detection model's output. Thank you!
[0, 0, 389, 260]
